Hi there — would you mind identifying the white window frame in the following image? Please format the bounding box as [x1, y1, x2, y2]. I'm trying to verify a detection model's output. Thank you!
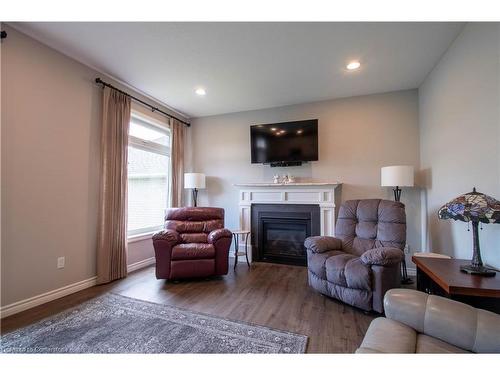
[127, 110, 171, 239]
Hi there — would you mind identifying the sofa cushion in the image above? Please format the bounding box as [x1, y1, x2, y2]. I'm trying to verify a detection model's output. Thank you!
[165, 220, 223, 233]
[171, 243, 215, 260]
[180, 233, 208, 243]
[169, 259, 215, 279]
[326, 281, 372, 311]
[335, 199, 406, 256]
[357, 317, 417, 353]
[416, 334, 469, 353]
[307, 250, 343, 279]
[165, 207, 224, 221]
[325, 254, 372, 290]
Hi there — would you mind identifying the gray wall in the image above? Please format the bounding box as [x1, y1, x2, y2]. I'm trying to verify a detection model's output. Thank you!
[0, 26, 187, 307]
[419, 23, 500, 268]
[190, 90, 422, 263]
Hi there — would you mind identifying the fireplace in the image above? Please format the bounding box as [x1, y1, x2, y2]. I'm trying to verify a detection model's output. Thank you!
[251, 204, 320, 266]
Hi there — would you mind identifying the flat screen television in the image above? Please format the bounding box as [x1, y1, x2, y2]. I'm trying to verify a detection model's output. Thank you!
[250, 119, 318, 166]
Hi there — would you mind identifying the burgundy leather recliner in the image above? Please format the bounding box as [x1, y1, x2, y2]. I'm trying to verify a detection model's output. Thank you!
[152, 207, 232, 280]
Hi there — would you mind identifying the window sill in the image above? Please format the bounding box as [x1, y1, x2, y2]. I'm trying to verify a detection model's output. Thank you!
[128, 231, 156, 243]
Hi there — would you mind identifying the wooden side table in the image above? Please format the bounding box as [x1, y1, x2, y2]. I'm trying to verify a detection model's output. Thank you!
[412, 256, 500, 314]
[231, 230, 250, 270]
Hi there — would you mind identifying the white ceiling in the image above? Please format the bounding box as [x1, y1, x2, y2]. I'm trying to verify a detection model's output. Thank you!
[12, 22, 464, 118]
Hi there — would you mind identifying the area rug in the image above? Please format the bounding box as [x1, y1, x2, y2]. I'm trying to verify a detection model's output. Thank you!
[1, 293, 308, 353]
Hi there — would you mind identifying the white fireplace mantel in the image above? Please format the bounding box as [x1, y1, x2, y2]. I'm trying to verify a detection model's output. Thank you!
[234, 182, 340, 187]
[235, 182, 341, 263]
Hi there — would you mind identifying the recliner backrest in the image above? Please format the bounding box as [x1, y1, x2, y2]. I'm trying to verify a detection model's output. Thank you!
[335, 199, 406, 256]
[164, 207, 224, 243]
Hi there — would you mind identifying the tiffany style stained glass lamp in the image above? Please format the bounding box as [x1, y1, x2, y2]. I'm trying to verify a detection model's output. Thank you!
[438, 188, 500, 276]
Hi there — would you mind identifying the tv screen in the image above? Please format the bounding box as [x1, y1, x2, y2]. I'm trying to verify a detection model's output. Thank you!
[250, 119, 318, 164]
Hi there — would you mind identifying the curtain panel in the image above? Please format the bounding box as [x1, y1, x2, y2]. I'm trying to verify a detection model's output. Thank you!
[96, 87, 131, 284]
[170, 118, 185, 207]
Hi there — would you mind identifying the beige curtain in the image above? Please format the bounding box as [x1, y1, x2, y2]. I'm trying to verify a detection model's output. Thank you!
[96, 87, 131, 284]
[170, 119, 185, 207]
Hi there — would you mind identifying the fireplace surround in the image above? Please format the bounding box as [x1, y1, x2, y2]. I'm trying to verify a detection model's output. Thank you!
[235, 182, 341, 264]
[251, 204, 320, 266]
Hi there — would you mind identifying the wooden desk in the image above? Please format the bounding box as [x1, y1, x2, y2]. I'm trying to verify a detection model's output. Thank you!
[412, 256, 500, 313]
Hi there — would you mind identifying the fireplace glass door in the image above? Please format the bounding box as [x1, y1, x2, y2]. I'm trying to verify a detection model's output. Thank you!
[251, 204, 320, 266]
[261, 219, 309, 265]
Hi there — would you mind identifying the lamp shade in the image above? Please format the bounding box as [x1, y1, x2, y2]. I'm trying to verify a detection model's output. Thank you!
[381, 166, 414, 187]
[438, 188, 500, 224]
[184, 173, 206, 189]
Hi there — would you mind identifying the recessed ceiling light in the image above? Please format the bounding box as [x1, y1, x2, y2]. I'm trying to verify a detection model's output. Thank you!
[195, 87, 206, 96]
[271, 127, 277, 131]
[297, 129, 303, 134]
[346, 61, 361, 70]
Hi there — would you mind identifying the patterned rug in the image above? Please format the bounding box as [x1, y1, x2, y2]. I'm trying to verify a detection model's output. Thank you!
[1, 293, 308, 353]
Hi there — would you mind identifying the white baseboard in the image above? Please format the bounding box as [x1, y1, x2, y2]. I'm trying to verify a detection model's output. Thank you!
[127, 257, 156, 273]
[229, 244, 253, 263]
[406, 267, 416, 276]
[0, 257, 156, 319]
[0, 276, 97, 319]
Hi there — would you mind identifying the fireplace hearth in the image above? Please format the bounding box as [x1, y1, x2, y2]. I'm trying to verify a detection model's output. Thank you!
[251, 204, 320, 266]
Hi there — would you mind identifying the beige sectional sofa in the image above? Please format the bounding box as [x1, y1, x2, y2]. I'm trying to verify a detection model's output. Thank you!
[357, 289, 500, 353]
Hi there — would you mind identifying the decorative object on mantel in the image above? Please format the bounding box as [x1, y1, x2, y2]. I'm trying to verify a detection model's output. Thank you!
[235, 181, 340, 187]
[381, 165, 414, 202]
[438, 187, 500, 277]
[184, 173, 206, 207]
[272, 174, 296, 184]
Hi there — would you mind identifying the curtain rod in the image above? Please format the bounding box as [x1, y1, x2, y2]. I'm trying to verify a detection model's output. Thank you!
[95, 78, 190, 127]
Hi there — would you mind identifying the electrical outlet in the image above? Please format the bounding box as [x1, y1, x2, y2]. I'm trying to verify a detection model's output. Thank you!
[57, 257, 65, 269]
[404, 244, 410, 254]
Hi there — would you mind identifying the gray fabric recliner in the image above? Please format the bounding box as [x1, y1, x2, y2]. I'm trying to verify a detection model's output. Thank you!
[305, 199, 405, 313]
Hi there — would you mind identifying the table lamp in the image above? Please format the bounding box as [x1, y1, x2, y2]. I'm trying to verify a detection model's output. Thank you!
[381, 165, 414, 202]
[184, 173, 206, 207]
[438, 188, 500, 276]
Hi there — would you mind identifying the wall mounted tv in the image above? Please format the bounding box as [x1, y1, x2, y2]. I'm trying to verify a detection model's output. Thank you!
[250, 119, 318, 167]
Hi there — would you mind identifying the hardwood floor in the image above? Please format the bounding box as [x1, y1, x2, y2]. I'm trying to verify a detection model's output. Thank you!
[1, 262, 385, 353]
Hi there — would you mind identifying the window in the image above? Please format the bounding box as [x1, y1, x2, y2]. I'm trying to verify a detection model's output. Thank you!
[127, 113, 171, 237]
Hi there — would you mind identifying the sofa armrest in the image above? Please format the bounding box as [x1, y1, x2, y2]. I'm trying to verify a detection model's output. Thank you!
[152, 229, 181, 245]
[208, 228, 232, 244]
[384, 289, 500, 353]
[304, 236, 342, 253]
[360, 247, 403, 266]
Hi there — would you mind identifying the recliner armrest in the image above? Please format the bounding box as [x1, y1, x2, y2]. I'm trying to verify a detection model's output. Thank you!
[304, 236, 342, 253]
[152, 229, 181, 245]
[208, 228, 232, 244]
[360, 247, 403, 266]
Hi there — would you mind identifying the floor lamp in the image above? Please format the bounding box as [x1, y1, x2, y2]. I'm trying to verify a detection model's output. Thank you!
[381, 165, 414, 284]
